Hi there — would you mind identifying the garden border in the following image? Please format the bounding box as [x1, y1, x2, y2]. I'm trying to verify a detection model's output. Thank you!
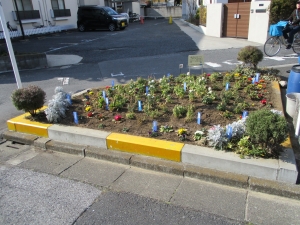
[4, 81, 298, 184]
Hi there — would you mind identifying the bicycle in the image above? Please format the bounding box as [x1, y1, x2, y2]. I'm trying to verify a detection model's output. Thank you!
[264, 34, 300, 56]
[264, 21, 300, 56]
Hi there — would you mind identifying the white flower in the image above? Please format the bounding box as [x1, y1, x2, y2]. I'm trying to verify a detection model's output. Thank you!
[194, 130, 204, 135]
[187, 72, 190, 75]
[208, 87, 212, 92]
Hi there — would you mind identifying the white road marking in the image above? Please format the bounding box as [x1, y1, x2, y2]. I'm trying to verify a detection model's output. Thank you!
[111, 72, 124, 77]
[223, 60, 243, 65]
[205, 62, 222, 67]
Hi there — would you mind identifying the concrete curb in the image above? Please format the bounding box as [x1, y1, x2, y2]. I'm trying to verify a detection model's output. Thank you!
[3, 130, 300, 200]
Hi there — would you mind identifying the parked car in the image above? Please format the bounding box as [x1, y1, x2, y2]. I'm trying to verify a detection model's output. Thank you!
[77, 6, 128, 32]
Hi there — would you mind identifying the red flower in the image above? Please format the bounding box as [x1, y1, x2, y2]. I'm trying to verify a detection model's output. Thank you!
[261, 99, 267, 105]
[87, 112, 93, 117]
[86, 101, 90, 105]
[106, 86, 110, 89]
[207, 74, 211, 77]
[114, 115, 122, 121]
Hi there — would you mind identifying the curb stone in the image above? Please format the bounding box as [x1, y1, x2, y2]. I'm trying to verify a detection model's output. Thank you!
[3, 131, 300, 200]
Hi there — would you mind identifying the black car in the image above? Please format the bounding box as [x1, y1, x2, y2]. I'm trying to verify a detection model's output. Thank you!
[77, 6, 128, 32]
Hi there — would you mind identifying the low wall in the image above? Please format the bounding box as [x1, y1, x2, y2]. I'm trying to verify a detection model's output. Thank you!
[144, 6, 182, 18]
[0, 53, 47, 72]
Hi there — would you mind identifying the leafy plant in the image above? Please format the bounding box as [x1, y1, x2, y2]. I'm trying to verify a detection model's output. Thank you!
[126, 113, 136, 120]
[237, 46, 263, 68]
[193, 130, 205, 141]
[245, 109, 288, 153]
[159, 125, 174, 133]
[173, 105, 187, 118]
[11, 85, 46, 116]
[185, 104, 195, 122]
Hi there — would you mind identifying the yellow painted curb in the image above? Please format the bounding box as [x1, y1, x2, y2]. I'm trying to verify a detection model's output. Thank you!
[106, 133, 183, 162]
[7, 107, 51, 137]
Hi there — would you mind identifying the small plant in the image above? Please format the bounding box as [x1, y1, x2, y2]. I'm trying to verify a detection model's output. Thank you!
[122, 127, 129, 133]
[98, 97, 105, 108]
[193, 130, 205, 141]
[126, 113, 136, 120]
[237, 46, 263, 68]
[159, 125, 174, 133]
[216, 101, 227, 111]
[149, 131, 160, 137]
[223, 110, 233, 119]
[173, 105, 187, 118]
[185, 105, 195, 122]
[98, 123, 106, 129]
[202, 94, 213, 104]
[11, 85, 46, 116]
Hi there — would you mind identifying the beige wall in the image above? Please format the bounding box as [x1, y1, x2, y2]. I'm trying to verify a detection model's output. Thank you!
[248, 0, 271, 44]
[206, 3, 223, 37]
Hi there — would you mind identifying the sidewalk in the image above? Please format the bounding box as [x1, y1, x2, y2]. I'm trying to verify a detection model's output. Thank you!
[1, 139, 300, 225]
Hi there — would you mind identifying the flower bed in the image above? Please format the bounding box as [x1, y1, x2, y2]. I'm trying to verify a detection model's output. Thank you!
[51, 66, 287, 159]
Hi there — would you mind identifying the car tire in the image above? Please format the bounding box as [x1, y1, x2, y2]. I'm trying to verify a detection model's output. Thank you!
[108, 23, 116, 31]
[78, 24, 86, 32]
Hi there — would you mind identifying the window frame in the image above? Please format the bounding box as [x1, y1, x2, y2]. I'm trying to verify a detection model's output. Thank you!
[51, 0, 66, 10]
[14, 0, 33, 11]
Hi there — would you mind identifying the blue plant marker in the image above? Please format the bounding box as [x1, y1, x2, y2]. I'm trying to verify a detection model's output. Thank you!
[111, 80, 114, 89]
[152, 121, 158, 132]
[184, 82, 186, 91]
[252, 77, 255, 84]
[255, 73, 260, 82]
[298, 54, 300, 64]
[242, 110, 248, 119]
[138, 101, 142, 111]
[225, 82, 229, 91]
[66, 94, 72, 105]
[105, 97, 109, 110]
[73, 112, 79, 124]
[102, 90, 106, 99]
[167, 73, 170, 77]
[146, 86, 149, 95]
[227, 126, 232, 139]
[197, 112, 201, 125]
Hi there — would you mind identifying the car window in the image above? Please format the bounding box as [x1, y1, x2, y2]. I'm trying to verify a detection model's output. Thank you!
[103, 7, 118, 16]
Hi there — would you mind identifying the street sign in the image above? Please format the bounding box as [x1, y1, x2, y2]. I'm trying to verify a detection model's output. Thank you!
[188, 55, 204, 67]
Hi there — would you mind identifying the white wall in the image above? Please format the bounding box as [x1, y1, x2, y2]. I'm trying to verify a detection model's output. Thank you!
[248, 0, 271, 44]
[206, 3, 223, 37]
[0, 1, 14, 31]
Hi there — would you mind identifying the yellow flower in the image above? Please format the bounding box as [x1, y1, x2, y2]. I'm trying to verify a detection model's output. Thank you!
[234, 73, 240, 77]
[257, 84, 263, 89]
[88, 91, 94, 95]
[177, 128, 187, 135]
[85, 106, 91, 112]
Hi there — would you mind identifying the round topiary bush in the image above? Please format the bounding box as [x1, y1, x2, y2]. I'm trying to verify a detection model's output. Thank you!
[245, 109, 288, 154]
[11, 85, 46, 116]
[237, 46, 263, 69]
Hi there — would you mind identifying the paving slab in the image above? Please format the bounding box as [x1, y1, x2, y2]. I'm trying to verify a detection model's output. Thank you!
[111, 167, 183, 202]
[60, 157, 129, 187]
[0, 166, 100, 225]
[6, 148, 39, 166]
[19, 151, 83, 175]
[246, 191, 300, 225]
[170, 177, 247, 221]
[0, 140, 31, 162]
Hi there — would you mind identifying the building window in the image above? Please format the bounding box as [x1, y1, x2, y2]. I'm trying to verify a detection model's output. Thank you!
[15, 0, 33, 11]
[51, 0, 66, 10]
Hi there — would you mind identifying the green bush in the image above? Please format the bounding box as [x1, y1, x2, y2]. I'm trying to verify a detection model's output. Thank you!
[237, 46, 263, 69]
[195, 6, 207, 26]
[11, 85, 46, 116]
[269, 0, 296, 25]
[245, 109, 288, 153]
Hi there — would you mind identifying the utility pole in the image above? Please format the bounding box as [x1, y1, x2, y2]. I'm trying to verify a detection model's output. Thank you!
[13, 0, 25, 39]
[0, 1, 22, 89]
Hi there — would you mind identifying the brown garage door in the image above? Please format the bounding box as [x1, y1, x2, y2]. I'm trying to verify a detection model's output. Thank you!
[223, 2, 251, 38]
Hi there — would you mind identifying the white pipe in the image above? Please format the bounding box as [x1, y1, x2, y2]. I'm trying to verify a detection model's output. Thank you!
[295, 102, 300, 136]
[0, 1, 22, 89]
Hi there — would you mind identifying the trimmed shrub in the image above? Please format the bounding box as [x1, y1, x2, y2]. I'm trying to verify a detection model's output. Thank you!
[237, 46, 263, 69]
[11, 85, 46, 116]
[245, 109, 288, 153]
